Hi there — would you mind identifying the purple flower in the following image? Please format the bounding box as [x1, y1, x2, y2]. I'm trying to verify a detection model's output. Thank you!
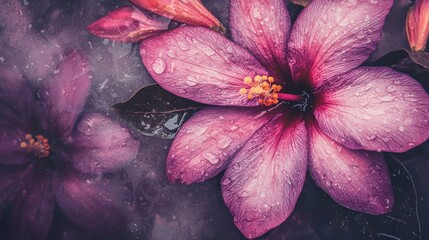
[0, 51, 140, 239]
[139, 0, 429, 238]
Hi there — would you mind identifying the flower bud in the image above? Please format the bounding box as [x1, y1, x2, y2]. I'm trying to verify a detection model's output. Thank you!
[130, 0, 225, 33]
[88, 7, 170, 42]
[406, 0, 429, 51]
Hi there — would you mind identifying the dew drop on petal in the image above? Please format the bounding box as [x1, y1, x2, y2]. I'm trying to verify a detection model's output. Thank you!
[152, 58, 166, 74]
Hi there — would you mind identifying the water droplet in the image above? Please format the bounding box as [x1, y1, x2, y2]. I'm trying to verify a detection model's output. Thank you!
[151, 58, 166, 74]
[217, 136, 233, 149]
[203, 152, 218, 164]
[193, 125, 208, 136]
[177, 41, 190, 50]
[398, 126, 405, 132]
[185, 76, 198, 86]
[230, 125, 238, 131]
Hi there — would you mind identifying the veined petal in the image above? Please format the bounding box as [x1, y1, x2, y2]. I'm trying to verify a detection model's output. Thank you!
[314, 67, 429, 153]
[67, 113, 140, 174]
[167, 106, 277, 184]
[230, 0, 291, 80]
[88, 7, 170, 43]
[140, 26, 268, 106]
[0, 68, 35, 129]
[0, 165, 31, 212]
[308, 124, 393, 214]
[9, 169, 55, 240]
[41, 51, 90, 139]
[130, 0, 225, 32]
[287, 0, 393, 87]
[0, 126, 30, 165]
[53, 171, 130, 236]
[222, 114, 308, 239]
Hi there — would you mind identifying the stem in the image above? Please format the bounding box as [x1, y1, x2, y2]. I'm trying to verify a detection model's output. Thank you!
[277, 93, 303, 102]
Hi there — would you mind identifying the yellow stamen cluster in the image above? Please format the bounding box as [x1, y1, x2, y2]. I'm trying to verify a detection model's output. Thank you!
[20, 134, 51, 158]
[239, 75, 282, 106]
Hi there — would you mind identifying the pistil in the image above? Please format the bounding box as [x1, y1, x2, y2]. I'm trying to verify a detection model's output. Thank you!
[20, 134, 51, 158]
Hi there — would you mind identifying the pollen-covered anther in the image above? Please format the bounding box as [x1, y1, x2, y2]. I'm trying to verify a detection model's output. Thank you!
[239, 75, 282, 106]
[20, 134, 51, 158]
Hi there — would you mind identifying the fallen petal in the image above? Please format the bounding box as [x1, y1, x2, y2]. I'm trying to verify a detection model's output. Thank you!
[88, 7, 170, 42]
[314, 67, 429, 153]
[308, 124, 393, 214]
[167, 106, 277, 184]
[222, 114, 308, 239]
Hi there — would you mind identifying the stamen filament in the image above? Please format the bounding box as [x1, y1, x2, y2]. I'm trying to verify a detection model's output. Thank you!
[277, 93, 303, 102]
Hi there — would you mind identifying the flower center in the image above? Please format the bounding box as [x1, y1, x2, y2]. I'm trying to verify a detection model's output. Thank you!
[239, 75, 303, 106]
[20, 134, 51, 158]
[239, 75, 282, 106]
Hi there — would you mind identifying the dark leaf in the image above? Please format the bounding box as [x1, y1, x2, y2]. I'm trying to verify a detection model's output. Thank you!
[371, 49, 429, 91]
[113, 84, 203, 139]
[408, 50, 429, 68]
[283, 154, 421, 240]
[369, 0, 412, 62]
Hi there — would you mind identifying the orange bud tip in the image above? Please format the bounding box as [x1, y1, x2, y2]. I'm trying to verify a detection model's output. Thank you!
[130, 0, 224, 33]
[406, 0, 429, 52]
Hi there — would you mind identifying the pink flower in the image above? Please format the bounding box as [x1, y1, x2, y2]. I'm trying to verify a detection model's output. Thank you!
[0, 51, 140, 239]
[139, 0, 429, 238]
[88, 0, 225, 42]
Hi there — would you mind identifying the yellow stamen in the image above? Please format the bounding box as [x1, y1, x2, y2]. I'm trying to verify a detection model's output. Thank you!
[20, 134, 51, 158]
[239, 75, 282, 106]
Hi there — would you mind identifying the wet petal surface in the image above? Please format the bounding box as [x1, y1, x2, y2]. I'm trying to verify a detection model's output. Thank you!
[140, 26, 268, 106]
[222, 114, 308, 239]
[308, 124, 394, 214]
[314, 67, 429, 153]
[287, 0, 393, 87]
[230, 0, 291, 79]
[167, 106, 277, 184]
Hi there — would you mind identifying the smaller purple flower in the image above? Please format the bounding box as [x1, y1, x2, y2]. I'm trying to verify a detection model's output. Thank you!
[0, 51, 140, 239]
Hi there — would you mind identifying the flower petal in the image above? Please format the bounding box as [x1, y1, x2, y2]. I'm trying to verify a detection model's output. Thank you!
[167, 106, 278, 184]
[0, 165, 30, 212]
[53, 171, 130, 236]
[314, 67, 429, 153]
[140, 26, 268, 106]
[0, 68, 35, 128]
[0, 126, 30, 165]
[88, 7, 170, 43]
[41, 50, 90, 139]
[68, 113, 140, 174]
[230, 0, 291, 79]
[307, 124, 393, 214]
[9, 169, 55, 240]
[287, 0, 393, 87]
[221, 114, 308, 239]
[130, 0, 225, 32]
